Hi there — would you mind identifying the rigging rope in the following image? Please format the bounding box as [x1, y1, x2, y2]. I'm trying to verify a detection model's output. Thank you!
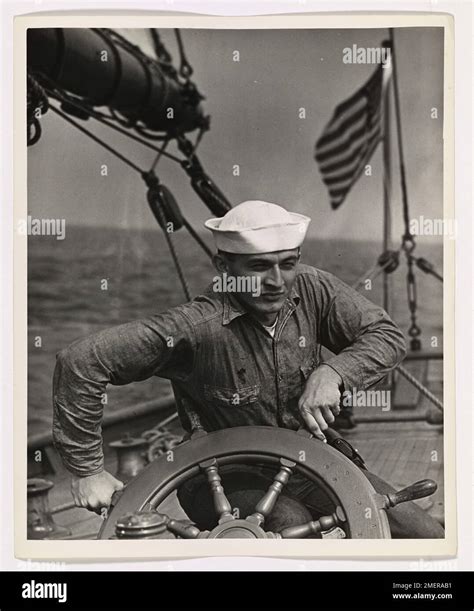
[395, 364, 443, 412]
[182, 218, 214, 259]
[150, 138, 170, 173]
[27, 73, 49, 146]
[49, 105, 145, 173]
[174, 29, 193, 79]
[142, 171, 192, 302]
[42, 84, 182, 161]
[149, 28, 173, 66]
[351, 249, 400, 291]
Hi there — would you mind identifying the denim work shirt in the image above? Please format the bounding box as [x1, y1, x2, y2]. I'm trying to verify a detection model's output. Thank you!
[52, 264, 407, 477]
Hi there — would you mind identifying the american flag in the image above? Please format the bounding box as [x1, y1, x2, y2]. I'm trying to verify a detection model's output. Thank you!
[315, 63, 385, 210]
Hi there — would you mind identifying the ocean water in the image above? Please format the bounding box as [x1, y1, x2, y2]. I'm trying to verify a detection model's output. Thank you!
[27, 226, 443, 438]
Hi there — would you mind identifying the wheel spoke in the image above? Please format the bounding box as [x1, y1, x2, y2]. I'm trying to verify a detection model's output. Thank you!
[200, 458, 234, 523]
[280, 519, 323, 539]
[246, 458, 295, 527]
[280, 508, 345, 539]
[166, 519, 202, 539]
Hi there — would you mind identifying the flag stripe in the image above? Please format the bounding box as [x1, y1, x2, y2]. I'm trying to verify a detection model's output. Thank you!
[328, 136, 382, 206]
[319, 126, 382, 180]
[328, 137, 381, 202]
[328, 135, 380, 195]
[318, 134, 376, 174]
[315, 110, 380, 163]
[315, 111, 369, 158]
[333, 81, 372, 116]
[316, 103, 368, 148]
[315, 63, 384, 209]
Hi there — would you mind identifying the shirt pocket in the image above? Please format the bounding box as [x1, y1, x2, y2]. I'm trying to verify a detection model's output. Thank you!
[203, 383, 259, 409]
[287, 354, 319, 402]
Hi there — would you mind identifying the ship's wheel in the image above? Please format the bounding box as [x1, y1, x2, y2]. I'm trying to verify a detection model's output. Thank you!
[99, 426, 436, 540]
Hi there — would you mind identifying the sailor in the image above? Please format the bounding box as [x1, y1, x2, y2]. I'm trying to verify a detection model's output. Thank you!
[52, 200, 444, 538]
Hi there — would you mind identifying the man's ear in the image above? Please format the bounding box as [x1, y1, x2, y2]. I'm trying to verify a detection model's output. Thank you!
[212, 252, 228, 274]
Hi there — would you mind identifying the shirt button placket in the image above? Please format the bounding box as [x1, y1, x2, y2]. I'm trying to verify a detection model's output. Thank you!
[274, 353, 288, 424]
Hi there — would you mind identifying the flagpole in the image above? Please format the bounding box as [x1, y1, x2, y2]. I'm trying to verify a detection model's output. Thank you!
[389, 28, 423, 354]
[389, 28, 412, 244]
[381, 39, 393, 315]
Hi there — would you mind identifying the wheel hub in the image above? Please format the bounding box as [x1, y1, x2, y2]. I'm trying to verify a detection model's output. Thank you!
[207, 518, 276, 539]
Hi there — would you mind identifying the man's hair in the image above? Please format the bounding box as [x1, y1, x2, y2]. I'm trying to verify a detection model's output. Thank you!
[217, 249, 237, 260]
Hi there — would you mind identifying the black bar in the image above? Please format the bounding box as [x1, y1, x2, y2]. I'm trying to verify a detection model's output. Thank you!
[1, 570, 472, 609]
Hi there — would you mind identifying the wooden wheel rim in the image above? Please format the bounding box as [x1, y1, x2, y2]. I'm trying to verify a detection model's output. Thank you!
[99, 426, 391, 540]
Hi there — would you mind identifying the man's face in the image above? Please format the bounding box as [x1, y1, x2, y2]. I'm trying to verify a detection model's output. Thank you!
[215, 248, 300, 321]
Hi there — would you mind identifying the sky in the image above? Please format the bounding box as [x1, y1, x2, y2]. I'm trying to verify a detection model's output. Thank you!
[28, 26, 444, 242]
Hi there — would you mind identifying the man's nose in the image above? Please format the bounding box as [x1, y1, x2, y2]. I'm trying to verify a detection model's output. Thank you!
[264, 265, 283, 288]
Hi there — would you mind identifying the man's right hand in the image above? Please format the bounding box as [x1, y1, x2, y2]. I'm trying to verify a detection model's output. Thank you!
[71, 470, 124, 514]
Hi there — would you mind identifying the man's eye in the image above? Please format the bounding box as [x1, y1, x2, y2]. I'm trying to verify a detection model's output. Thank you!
[281, 262, 296, 270]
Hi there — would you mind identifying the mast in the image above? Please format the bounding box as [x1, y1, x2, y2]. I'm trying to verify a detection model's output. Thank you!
[381, 39, 394, 314]
[389, 28, 422, 352]
[389, 29, 412, 246]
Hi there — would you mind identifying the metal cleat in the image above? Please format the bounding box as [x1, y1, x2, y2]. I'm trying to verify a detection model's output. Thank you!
[27, 478, 71, 539]
[109, 434, 149, 483]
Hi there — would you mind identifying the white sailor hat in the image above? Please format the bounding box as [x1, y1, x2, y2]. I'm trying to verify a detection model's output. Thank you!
[204, 200, 311, 254]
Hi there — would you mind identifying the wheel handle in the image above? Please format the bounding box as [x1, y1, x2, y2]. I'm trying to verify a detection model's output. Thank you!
[384, 479, 437, 509]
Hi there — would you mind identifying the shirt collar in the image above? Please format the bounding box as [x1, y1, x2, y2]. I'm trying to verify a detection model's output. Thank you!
[222, 292, 248, 326]
[222, 286, 301, 326]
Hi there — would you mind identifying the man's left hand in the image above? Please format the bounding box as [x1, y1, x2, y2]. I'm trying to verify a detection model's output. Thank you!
[298, 364, 343, 441]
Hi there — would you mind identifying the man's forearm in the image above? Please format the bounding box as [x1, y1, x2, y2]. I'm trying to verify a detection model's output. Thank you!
[52, 343, 110, 477]
[52, 311, 195, 476]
